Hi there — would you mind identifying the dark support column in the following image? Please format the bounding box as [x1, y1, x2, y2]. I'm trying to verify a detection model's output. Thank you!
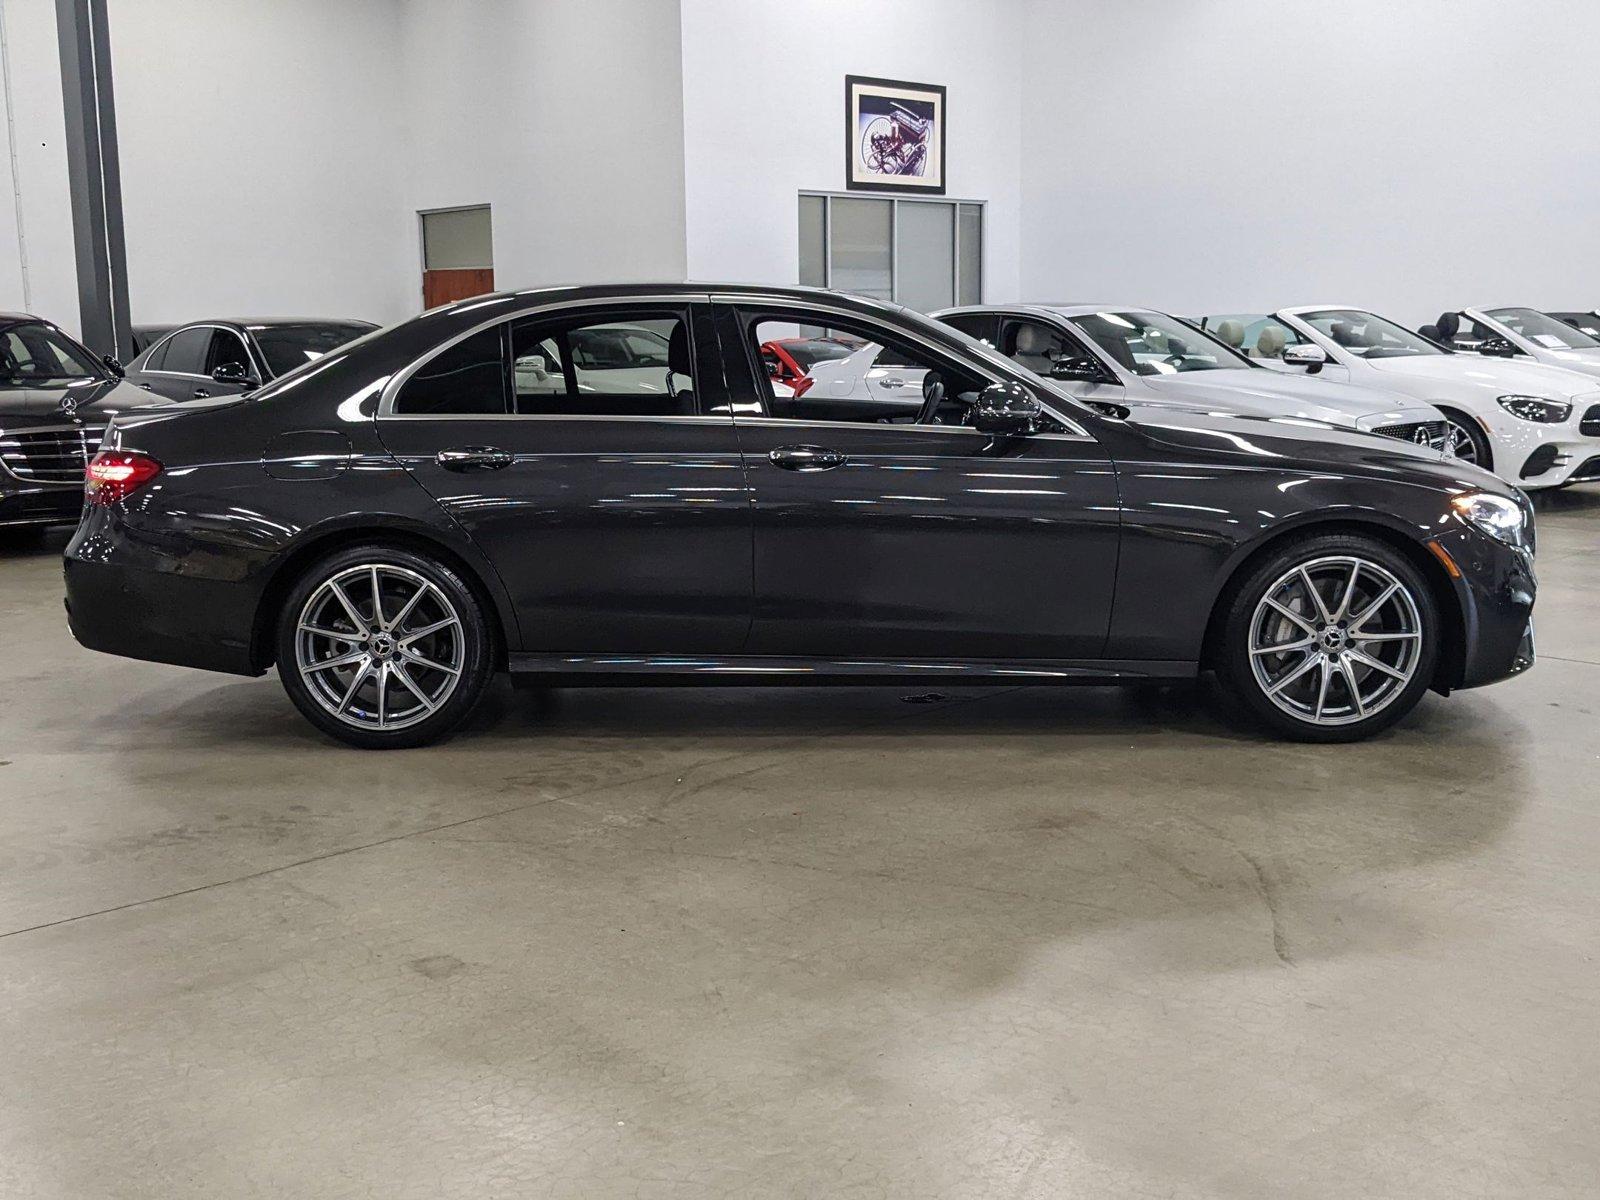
[55, 0, 130, 360]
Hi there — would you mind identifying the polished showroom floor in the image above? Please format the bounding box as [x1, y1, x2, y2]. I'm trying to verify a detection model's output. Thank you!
[2, 492, 1597, 1199]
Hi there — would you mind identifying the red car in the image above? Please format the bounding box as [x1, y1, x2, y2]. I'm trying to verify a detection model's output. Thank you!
[758, 335, 862, 396]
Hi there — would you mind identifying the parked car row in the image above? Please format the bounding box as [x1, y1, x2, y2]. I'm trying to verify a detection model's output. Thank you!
[47, 284, 1541, 751]
[0, 314, 375, 530]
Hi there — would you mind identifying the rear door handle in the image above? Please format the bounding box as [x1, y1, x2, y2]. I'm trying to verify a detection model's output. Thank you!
[437, 446, 514, 472]
[769, 445, 847, 472]
[875, 377, 907, 389]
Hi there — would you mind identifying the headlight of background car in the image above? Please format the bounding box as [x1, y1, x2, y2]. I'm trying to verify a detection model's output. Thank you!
[1450, 490, 1532, 552]
[1496, 394, 1571, 423]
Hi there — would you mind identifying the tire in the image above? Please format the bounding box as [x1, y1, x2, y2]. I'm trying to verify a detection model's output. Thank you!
[1438, 408, 1493, 471]
[275, 544, 495, 749]
[1214, 533, 1440, 742]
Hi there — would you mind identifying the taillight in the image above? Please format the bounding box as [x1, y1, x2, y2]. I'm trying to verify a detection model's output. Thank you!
[85, 450, 162, 505]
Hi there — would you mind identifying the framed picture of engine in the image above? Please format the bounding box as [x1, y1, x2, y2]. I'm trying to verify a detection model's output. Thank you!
[845, 75, 946, 194]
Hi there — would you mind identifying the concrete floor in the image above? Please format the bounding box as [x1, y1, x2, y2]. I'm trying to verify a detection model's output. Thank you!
[1, 493, 1598, 1199]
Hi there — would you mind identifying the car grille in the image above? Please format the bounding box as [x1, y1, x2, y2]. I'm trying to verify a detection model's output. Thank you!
[1580, 404, 1600, 437]
[1371, 419, 1447, 450]
[0, 425, 104, 483]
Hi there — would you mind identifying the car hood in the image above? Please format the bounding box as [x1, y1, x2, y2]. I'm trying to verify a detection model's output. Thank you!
[1531, 348, 1600, 378]
[0, 376, 168, 424]
[1363, 353, 1600, 400]
[1111, 402, 1509, 493]
[1137, 368, 1436, 428]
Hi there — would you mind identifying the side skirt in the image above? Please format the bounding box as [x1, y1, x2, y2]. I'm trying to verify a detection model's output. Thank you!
[506, 653, 1197, 687]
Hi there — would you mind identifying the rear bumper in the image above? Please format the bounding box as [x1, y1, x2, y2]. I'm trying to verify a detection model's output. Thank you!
[63, 513, 263, 676]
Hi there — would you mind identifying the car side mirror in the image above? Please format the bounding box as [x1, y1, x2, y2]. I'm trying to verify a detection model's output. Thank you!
[1048, 355, 1103, 382]
[972, 382, 1040, 435]
[211, 361, 258, 390]
[1281, 343, 1327, 373]
[1477, 337, 1517, 358]
[102, 354, 124, 378]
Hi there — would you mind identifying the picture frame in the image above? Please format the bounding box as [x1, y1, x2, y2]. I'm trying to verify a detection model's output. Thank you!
[845, 75, 946, 195]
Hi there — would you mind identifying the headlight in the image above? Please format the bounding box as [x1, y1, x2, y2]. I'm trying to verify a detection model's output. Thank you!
[1450, 490, 1531, 551]
[1496, 394, 1571, 423]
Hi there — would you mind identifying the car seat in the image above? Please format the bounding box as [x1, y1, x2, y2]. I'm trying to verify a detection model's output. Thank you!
[1010, 322, 1057, 375]
[1214, 320, 1245, 351]
[1256, 325, 1287, 359]
[666, 322, 697, 414]
[1434, 311, 1460, 344]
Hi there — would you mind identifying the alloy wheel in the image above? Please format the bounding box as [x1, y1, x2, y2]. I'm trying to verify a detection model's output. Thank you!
[293, 563, 465, 731]
[1247, 555, 1424, 727]
[1444, 417, 1481, 464]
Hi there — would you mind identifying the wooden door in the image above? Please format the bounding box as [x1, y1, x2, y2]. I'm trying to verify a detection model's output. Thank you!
[423, 267, 495, 309]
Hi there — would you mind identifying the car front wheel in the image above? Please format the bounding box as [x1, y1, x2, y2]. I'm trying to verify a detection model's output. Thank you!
[275, 544, 494, 748]
[1216, 534, 1440, 742]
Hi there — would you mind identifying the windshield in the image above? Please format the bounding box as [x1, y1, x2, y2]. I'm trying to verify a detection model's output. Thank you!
[0, 321, 106, 383]
[1298, 310, 1444, 359]
[250, 322, 377, 377]
[1485, 307, 1600, 351]
[780, 338, 858, 371]
[1070, 310, 1250, 375]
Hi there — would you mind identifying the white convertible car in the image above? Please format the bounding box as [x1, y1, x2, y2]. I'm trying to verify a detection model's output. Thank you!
[935, 304, 1449, 447]
[1425, 306, 1600, 383]
[1202, 307, 1600, 489]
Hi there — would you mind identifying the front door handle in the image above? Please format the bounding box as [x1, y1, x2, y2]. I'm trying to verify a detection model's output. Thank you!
[769, 445, 847, 472]
[437, 446, 514, 472]
[192, 387, 210, 399]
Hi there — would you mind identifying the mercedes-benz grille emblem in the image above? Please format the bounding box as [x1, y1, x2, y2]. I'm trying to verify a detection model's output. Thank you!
[1412, 426, 1431, 445]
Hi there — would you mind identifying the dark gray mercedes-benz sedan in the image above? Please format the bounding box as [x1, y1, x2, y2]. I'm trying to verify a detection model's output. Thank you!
[63, 284, 1535, 748]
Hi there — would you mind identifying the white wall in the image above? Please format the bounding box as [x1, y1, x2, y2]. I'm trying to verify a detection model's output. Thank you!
[679, 0, 1023, 304]
[395, 0, 688, 293]
[1019, 0, 1600, 327]
[109, 0, 415, 326]
[0, 0, 84, 335]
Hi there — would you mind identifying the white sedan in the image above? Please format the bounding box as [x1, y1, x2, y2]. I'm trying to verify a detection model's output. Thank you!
[1203, 307, 1600, 489]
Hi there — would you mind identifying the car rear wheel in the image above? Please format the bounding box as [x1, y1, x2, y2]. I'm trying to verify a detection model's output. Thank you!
[1216, 534, 1440, 742]
[275, 544, 494, 748]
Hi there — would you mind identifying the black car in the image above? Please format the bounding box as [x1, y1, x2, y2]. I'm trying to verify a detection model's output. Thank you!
[0, 313, 165, 529]
[125, 318, 377, 402]
[64, 284, 1536, 748]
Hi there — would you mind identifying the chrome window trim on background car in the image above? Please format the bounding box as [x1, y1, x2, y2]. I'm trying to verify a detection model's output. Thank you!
[137, 322, 265, 382]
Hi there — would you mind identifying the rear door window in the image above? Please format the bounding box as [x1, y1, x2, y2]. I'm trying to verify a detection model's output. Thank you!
[159, 327, 212, 376]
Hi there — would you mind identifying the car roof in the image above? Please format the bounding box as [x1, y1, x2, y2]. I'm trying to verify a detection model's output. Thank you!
[936, 302, 1163, 319]
[418, 282, 915, 325]
[157, 318, 379, 331]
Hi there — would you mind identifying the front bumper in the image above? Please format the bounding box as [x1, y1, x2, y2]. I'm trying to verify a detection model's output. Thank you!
[0, 479, 83, 527]
[1430, 523, 1536, 690]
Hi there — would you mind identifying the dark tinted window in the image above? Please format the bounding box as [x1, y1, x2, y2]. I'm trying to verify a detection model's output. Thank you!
[511, 310, 694, 416]
[252, 323, 375, 377]
[939, 313, 998, 346]
[394, 326, 508, 415]
[205, 331, 252, 374]
[158, 327, 212, 375]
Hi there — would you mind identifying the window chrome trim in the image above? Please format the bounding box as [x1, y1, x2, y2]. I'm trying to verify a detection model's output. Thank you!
[377, 293, 712, 419]
[715, 293, 1092, 440]
[136, 322, 263, 382]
